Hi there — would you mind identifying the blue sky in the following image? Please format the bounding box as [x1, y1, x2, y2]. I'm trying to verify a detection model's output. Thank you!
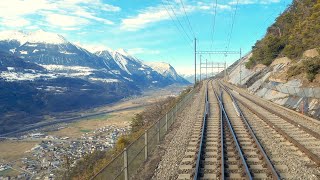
[0, 0, 292, 74]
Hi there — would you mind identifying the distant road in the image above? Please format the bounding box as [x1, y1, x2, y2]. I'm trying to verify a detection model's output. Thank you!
[0, 104, 148, 138]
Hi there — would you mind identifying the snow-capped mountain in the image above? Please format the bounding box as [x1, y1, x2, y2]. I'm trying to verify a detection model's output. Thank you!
[146, 62, 190, 84]
[0, 30, 189, 87]
[0, 30, 68, 45]
[0, 29, 190, 134]
[0, 30, 109, 69]
[177, 73, 196, 83]
[95, 49, 180, 87]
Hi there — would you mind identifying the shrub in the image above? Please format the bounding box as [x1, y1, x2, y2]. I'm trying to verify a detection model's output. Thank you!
[249, 0, 320, 67]
[287, 56, 320, 82]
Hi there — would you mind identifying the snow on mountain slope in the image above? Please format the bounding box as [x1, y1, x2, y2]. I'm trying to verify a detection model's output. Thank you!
[146, 62, 175, 77]
[0, 30, 68, 45]
[146, 62, 190, 84]
[0, 30, 110, 69]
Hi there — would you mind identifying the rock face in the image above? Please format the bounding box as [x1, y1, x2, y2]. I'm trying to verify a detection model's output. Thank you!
[303, 48, 319, 58]
[227, 49, 320, 119]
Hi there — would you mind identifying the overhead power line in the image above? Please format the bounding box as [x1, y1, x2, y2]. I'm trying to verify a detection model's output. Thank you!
[226, 0, 239, 51]
[179, 0, 196, 38]
[165, 0, 193, 42]
[210, 0, 218, 50]
[161, 1, 193, 49]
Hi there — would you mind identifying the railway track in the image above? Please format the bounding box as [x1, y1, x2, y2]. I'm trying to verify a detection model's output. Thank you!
[177, 80, 279, 179]
[221, 82, 320, 167]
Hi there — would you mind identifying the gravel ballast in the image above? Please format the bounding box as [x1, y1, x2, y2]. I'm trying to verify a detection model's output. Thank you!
[151, 85, 206, 179]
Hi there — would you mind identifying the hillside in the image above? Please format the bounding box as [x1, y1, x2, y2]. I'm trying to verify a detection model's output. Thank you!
[226, 0, 320, 119]
[0, 30, 189, 135]
[246, 0, 320, 69]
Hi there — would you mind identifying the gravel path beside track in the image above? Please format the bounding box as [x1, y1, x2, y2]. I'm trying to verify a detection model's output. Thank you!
[151, 84, 206, 179]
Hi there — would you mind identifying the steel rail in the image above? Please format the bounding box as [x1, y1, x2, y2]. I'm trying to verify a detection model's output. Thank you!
[230, 89, 320, 166]
[221, 84, 281, 179]
[193, 81, 209, 180]
[214, 83, 252, 180]
[223, 82, 320, 140]
[211, 83, 224, 180]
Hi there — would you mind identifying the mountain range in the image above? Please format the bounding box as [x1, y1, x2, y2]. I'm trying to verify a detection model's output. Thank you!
[0, 30, 189, 135]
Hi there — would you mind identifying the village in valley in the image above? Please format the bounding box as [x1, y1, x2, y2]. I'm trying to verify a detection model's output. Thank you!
[0, 124, 129, 180]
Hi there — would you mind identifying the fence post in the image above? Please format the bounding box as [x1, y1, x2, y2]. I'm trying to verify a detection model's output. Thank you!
[165, 113, 168, 132]
[144, 130, 148, 160]
[175, 106, 177, 118]
[124, 148, 128, 180]
[157, 121, 160, 143]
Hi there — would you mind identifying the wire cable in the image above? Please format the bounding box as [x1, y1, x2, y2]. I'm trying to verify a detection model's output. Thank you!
[210, 0, 218, 50]
[161, 1, 194, 49]
[226, 0, 239, 51]
[179, 0, 196, 38]
[165, 0, 193, 42]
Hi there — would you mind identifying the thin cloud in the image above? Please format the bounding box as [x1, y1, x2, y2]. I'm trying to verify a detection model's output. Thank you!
[121, 6, 170, 31]
[46, 14, 89, 27]
[1, 17, 30, 27]
[120, 1, 232, 31]
[229, 0, 280, 5]
[0, 0, 119, 29]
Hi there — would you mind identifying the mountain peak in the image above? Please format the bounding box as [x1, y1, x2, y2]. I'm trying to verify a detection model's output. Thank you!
[145, 62, 172, 74]
[0, 29, 68, 45]
[115, 48, 131, 57]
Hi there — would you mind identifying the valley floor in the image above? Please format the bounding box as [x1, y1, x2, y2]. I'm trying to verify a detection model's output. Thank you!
[0, 84, 188, 180]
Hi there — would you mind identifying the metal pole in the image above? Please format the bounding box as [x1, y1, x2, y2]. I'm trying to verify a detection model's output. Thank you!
[194, 38, 197, 84]
[144, 130, 148, 160]
[200, 55, 202, 81]
[206, 59, 208, 79]
[212, 61, 213, 77]
[157, 121, 160, 143]
[240, 48, 242, 85]
[124, 148, 128, 180]
[165, 113, 168, 131]
[240, 62, 242, 85]
[224, 62, 227, 81]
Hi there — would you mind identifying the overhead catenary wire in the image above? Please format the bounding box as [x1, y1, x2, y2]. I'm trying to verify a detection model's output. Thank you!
[161, 1, 194, 49]
[179, 0, 196, 38]
[226, 0, 239, 51]
[210, 0, 218, 50]
[165, 0, 193, 42]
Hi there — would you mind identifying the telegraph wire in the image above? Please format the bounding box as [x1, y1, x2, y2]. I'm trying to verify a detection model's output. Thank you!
[179, 0, 196, 38]
[210, 0, 218, 50]
[226, 0, 239, 51]
[161, 1, 194, 49]
[165, 0, 193, 42]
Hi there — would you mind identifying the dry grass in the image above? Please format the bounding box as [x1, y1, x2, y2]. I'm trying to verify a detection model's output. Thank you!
[0, 141, 38, 162]
[49, 108, 143, 138]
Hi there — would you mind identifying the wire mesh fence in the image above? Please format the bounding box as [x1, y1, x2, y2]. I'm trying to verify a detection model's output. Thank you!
[263, 83, 320, 99]
[91, 87, 197, 180]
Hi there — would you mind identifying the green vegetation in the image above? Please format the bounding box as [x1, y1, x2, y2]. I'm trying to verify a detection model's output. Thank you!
[287, 56, 320, 81]
[246, 0, 320, 69]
